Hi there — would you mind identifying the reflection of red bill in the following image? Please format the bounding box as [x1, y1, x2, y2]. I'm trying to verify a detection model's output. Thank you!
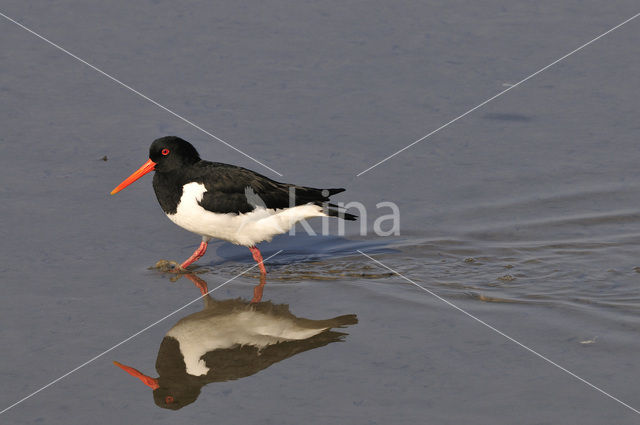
[113, 361, 159, 389]
[110, 159, 156, 195]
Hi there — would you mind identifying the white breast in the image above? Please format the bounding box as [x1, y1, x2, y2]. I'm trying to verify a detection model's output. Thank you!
[166, 182, 326, 246]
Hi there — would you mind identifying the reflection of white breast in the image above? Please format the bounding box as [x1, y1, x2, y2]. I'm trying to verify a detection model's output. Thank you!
[166, 310, 328, 376]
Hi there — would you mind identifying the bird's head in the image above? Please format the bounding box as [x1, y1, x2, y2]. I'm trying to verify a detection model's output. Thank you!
[113, 360, 201, 410]
[110, 136, 201, 195]
[149, 136, 201, 172]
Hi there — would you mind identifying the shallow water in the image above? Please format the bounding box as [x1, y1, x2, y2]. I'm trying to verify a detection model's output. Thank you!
[3, 1, 640, 424]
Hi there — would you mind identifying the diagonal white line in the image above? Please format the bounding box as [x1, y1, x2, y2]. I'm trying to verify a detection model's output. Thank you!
[0, 11, 283, 177]
[357, 250, 640, 415]
[0, 250, 283, 416]
[356, 12, 640, 177]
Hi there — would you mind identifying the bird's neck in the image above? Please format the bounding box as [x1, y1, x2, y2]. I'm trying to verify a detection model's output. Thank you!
[152, 171, 189, 215]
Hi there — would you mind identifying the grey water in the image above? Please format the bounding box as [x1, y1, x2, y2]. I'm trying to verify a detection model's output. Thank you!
[2, 1, 640, 424]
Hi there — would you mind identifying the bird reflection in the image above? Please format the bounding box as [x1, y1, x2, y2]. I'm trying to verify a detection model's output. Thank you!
[114, 274, 357, 410]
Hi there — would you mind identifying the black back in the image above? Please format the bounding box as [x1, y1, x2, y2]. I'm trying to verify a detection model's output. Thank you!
[149, 136, 353, 217]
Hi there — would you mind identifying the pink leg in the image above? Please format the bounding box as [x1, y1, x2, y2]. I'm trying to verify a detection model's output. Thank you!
[249, 246, 267, 275]
[184, 274, 209, 296]
[251, 274, 267, 303]
[180, 241, 208, 270]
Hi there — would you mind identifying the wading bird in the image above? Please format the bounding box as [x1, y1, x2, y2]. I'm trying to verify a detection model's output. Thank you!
[111, 137, 355, 273]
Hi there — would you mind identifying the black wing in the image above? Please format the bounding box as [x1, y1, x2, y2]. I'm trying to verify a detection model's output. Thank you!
[202, 330, 350, 383]
[189, 161, 349, 215]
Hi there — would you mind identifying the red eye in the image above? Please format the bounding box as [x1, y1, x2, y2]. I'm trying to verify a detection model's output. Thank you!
[161, 148, 170, 156]
[165, 395, 174, 404]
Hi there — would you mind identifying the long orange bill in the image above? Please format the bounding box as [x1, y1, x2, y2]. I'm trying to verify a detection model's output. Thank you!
[110, 159, 156, 195]
[113, 361, 159, 390]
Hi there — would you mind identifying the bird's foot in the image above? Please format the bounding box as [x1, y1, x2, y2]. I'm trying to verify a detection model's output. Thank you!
[153, 260, 188, 274]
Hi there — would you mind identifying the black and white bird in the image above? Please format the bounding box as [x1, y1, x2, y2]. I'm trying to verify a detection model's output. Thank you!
[111, 136, 356, 273]
[114, 274, 357, 410]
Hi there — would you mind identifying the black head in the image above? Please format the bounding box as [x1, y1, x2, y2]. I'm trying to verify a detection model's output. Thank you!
[152, 382, 202, 410]
[110, 136, 202, 195]
[149, 136, 201, 173]
[151, 336, 204, 410]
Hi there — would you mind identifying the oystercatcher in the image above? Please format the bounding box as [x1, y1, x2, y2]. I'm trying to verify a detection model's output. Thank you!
[111, 136, 356, 273]
[114, 274, 357, 410]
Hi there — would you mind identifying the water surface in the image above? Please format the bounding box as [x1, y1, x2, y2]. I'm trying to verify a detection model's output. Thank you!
[2, 1, 640, 424]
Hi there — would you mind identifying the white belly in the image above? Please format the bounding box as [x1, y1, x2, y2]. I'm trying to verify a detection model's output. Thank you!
[166, 182, 326, 246]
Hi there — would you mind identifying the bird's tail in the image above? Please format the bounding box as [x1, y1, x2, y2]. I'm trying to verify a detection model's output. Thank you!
[323, 314, 358, 328]
[291, 186, 357, 220]
[293, 314, 359, 330]
[324, 205, 357, 221]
